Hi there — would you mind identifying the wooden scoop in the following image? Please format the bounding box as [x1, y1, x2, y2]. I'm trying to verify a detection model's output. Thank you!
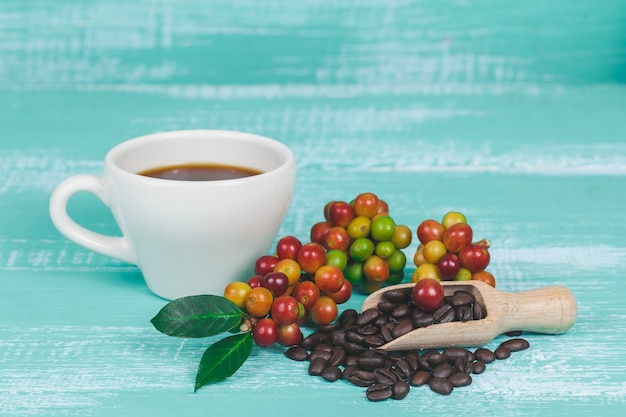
[360, 280, 577, 351]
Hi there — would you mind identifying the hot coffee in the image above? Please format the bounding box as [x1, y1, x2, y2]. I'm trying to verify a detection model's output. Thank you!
[138, 163, 263, 181]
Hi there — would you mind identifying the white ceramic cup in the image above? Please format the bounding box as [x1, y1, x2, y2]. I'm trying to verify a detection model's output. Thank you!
[49, 130, 296, 300]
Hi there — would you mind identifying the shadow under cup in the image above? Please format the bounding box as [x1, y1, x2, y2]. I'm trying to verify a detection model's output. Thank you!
[105, 130, 296, 300]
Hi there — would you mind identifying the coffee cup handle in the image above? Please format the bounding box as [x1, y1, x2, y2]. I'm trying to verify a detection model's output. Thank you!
[49, 174, 138, 265]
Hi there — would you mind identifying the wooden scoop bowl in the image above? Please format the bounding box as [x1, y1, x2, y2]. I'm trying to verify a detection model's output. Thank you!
[360, 280, 577, 351]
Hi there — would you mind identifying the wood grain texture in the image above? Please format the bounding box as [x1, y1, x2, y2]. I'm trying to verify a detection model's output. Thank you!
[1, 0, 626, 416]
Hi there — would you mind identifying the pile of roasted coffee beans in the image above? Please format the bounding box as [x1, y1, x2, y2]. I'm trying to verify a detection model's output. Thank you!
[284, 287, 530, 401]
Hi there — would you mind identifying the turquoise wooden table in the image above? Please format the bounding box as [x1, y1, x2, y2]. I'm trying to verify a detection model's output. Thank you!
[1, 1, 625, 416]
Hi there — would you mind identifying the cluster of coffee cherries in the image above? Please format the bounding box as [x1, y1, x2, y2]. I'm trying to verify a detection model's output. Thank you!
[223, 233, 348, 348]
[311, 192, 412, 295]
[412, 212, 495, 287]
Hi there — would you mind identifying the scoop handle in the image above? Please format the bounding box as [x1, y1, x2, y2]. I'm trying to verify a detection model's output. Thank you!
[499, 285, 577, 334]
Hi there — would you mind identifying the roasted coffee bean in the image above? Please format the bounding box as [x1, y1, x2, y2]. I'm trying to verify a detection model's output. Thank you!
[453, 357, 473, 374]
[449, 372, 472, 387]
[285, 346, 308, 361]
[500, 338, 530, 352]
[315, 343, 332, 352]
[382, 289, 411, 304]
[432, 304, 453, 322]
[373, 314, 389, 327]
[429, 377, 454, 395]
[391, 318, 415, 338]
[391, 304, 412, 318]
[357, 355, 387, 371]
[413, 314, 435, 328]
[309, 349, 332, 362]
[344, 355, 359, 367]
[473, 301, 486, 320]
[494, 346, 511, 360]
[455, 305, 474, 322]
[437, 308, 456, 323]
[318, 321, 343, 333]
[432, 363, 454, 378]
[358, 324, 380, 336]
[339, 308, 358, 325]
[356, 308, 380, 327]
[392, 380, 410, 400]
[308, 357, 328, 376]
[328, 330, 347, 346]
[345, 330, 365, 345]
[451, 291, 475, 307]
[366, 383, 393, 402]
[374, 367, 398, 385]
[377, 301, 396, 314]
[300, 333, 322, 351]
[328, 346, 347, 367]
[346, 370, 376, 387]
[343, 342, 367, 355]
[393, 358, 412, 380]
[364, 335, 385, 348]
[474, 347, 496, 364]
[411, 307, 427, 319]
[443, 347, 471, 362]
[425, 351, 448, 368]
[380, 325, 394, 342]
[321, 365, 342, 382]
[505, 330, 523, 337]
[472, 361, 486, 374]
[404, 351, 420, 372]
[410, 370, 431, 387]
[342, 364, 358, 379]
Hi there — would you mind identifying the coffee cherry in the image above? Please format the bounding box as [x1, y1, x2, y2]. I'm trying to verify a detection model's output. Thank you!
[245, 287, 273, 317]
[271, 295, 300, 325]
[277, 323, 303, 347]
[423, 240, 447, 264]
[325, 249, 348, 270]
[417, 219, 444, 244]
[310, 296, 338, 325]
[437, 252, 462, 280]
[275, 235, 302, 261]
[328, 201, 356, 228]
[443, 222, 473, 253]
[262, 271, 289, 296]
[314, 264, 344, 293]
[323, 226, 351, 252]
[472, 270, 496, 287]
[363, 255, 390, 283]
[253, 318, 278, 347]
[254, 255, 279, 276]
[347, 216, 372, 239]
[310, 221, 331, 245]
[459, 244, 490, 273]
[325, 279, 352, 304]
[223, 281, 252, 309]
[273, 259, 302, 287]
[412, 278, 445, 312]
[411, 263, 441, 282]
[442, 211, 467, 230]
[292, 281, 321, 310]
[352, 192, 380, 218]
[390, 224, 412, 249]
[370, 215, 396, 242]
[349, 237, 375, 262]
[297, 242, 326, 274]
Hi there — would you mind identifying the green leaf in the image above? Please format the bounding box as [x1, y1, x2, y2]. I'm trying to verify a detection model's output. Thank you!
[150, 295, 244, 338]
[195, 332, 253, 391]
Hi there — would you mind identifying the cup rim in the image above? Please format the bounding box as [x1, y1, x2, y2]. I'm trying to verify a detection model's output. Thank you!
[105, 129, 295, 185]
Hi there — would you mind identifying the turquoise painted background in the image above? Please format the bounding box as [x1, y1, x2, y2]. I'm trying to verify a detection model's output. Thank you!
[1, 1, 625, 416]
